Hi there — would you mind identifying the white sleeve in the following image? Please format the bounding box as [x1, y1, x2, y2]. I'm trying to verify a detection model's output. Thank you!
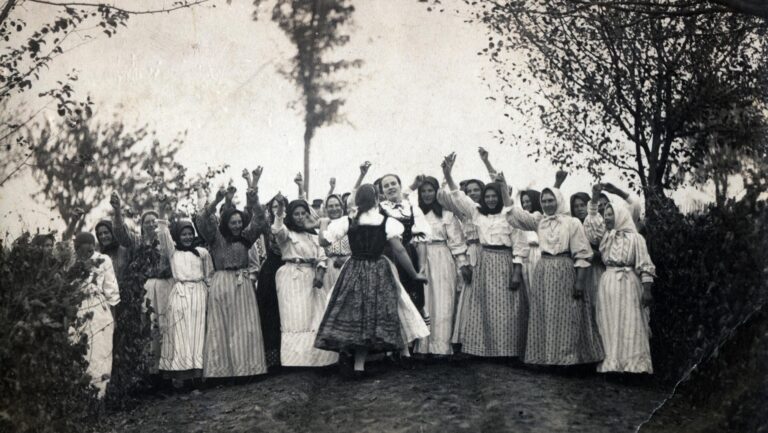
[385, 218, 405, 240]
[324, 217, 351, 244]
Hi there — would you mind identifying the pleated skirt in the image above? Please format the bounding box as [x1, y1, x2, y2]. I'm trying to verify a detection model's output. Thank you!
[524, 255, 604, 365]
[596, 268, 653, 373]
[203, 270, 267, 377]
[143, 277, 174, 374]
[453, 249, 528, 357]
[276, 264, 339, 367]
[415, 243, 459, 355]
[160, 281, 207, 371]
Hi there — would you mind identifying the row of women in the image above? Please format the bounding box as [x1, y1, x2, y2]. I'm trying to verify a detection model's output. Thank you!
[57, 147, 656, 396]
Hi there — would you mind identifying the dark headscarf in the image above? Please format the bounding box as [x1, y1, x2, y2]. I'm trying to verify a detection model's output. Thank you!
[285, 200, 316, 234]
[520, 189, 543, 214]
[569, 192, 591, 220]
[219, 208, 252, 248]
[478, 182, 504, 216]
[172, 219, 200, 256]
[418, 176, 443, 218]
[325, 194, 345, 220]
[94, 219, 119, 255]
[460, 179, 486, 195]
[74, 232, 96, 249]
[266, 194, 289, 224]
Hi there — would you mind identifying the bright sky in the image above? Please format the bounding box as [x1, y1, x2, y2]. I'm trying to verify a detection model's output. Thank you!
[1, 0, 713, 238]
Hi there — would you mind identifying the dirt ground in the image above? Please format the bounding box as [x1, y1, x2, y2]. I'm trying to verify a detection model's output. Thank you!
[104, 359, 668, 433]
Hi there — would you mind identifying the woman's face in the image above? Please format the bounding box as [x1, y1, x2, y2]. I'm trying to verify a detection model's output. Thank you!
[572, 198, 588, 221]
[419, 183, 436, 206]
[76, 243, 95, 261]
[142, 214, 158, 237]
[466, 182, 482, 203]
[326, 197, 343, 220]
[381, 175, 402, 202]
[604, 206, 616, 230]
[42, 238, 54, 254]
[96, 226, 113, 247]
[598, 196, 610, 216]
[541, 192, 558, 216]
[483, 189, 499, 210]
[521, 194, 532, 212]
[179, 227, 195, 247]
[228, 213, 243, 236]
[291, 206, 307, 228]
[270, 201, 280, 217]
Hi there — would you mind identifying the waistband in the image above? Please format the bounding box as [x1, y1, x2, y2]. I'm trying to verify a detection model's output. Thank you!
[426, 240, 447, 245]
[223, 266, 247, 271]
[482, 244, 509, 251]
[327, 253, 351, 258]
[467, 239, 480, 245]
[176, 278, 206, 284]
[284, 258, 317, 266]
[350, 254, 381, 261]
[541, 252, 570, 258]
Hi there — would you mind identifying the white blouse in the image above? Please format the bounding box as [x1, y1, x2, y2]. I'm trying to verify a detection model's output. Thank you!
[506, 206, 593, 268]
[272, 216, 328, 268]
[323, 208, 405, 244]
[157, 220, 214, 283]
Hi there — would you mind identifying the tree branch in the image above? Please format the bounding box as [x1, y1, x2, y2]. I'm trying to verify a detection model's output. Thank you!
[28, 0, 209, 15]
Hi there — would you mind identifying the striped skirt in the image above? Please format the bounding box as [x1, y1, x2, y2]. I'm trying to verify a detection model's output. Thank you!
[522, 245, 541, 292]
[596, 267, 653, 373]
[143, 277, 174, 374]
[203, 270, 267, 377]
[415, 243, 459, 355]
[524, 255, 604, 365]
[159, 281, 207, 371]
[276, 263, 339, 367]
[453, 248, 528, 357]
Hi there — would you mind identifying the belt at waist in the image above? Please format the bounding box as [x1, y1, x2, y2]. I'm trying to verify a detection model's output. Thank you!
[467, 239, 480, 245]
[350, 254, 380, 261]
[223, 266, 247, 271]
[176, 278, 206, 284]
[482, 244, 509, 251]
[327, 253, 350, 258]
[541, 252, 570, 258]
[426, 240, 447, 245]
[284, 258, 317, 266]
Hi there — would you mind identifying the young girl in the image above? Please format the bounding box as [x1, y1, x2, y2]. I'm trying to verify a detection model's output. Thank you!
[584, 185, 655, 373]
[316, 184, 430, 374]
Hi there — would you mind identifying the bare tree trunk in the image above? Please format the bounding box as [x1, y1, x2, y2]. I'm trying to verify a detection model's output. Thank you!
[303, 125, 312, 197]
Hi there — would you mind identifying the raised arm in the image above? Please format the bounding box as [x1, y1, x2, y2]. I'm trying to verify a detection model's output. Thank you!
[583, 184, 607, 244]
[270, 194, 290, 245]
[437, 153, 477, 220]
[196, 188, 227, 244]
[242, 189, 269, 242]
[554, 170, 568, 189]
[478, 147, 498, 181]
[294, 172, 306, 201]
[505, 206, 542, 232]
[496, 171, 512, 207]
[602, 182, 642, 228]
[354, 161, 371, 190]
[110, 192, 141, 248]
[328, 177, 336, 197]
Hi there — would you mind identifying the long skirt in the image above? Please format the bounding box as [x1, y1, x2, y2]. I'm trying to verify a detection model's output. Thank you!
[415, 243, 459, 355]
[143, 277, 173, 374]
[524, 255, 604, 365]
[159, 281, 207, 371]
[453, 249, 528, 357]
[385, 243, 425, 312]
[452, 243, 482, 344]
[522, 245, 541, 292]
[596, 267, 653, 373]
[204, 270, 267, 377]
[75, 301, 115, 398]
[587, 259, 605, 318]
[324, 255, 349, 293]
[276, 263, 339, 367]
[256, 251, 283, 367]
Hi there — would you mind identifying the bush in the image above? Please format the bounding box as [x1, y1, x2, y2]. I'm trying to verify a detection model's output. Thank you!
[0, 234, 98, 433]
[645, 196, 768, 384]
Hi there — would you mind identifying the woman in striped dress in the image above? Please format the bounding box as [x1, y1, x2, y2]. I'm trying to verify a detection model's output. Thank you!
[583, 185, 655, 373]
[195, 187, 269, 378]
[437, 154, 529, 358]
[272, 198, 338, 367]
[413, 176, 468, 356]
[155, 217, 213, 381]
[323, 194, 352, 291]
[506, 187, 604, 366]
[110, 193, 174, 374]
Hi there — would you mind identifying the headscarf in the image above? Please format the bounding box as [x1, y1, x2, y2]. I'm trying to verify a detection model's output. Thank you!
[219, 208, 252, 248]
[325, 194, 345, 220]
[569, 192, 591, 220]
[94, 219, 119, 255]
[285, 200, 316, 234]
[478, 182, 505, 216]
[140, 210, 160, 238]
[74, 232, 96, 249]
[541, 187, 569, 218]
[460, 179, 486, 195]
[341, 192, 352, 215]
[172, 219, 200, 256]
[520, 189, 543, 214]
[31, 233, 55, 247]
[600, 203, 637, 256]
[350, 184, 378, 229]
[418, 176, 443, 218]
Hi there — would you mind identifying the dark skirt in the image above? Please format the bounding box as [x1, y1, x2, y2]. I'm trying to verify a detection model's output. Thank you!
[256, 251, 283, 367]
[314, 257, 403, 353]
[384, 243, 424, 312]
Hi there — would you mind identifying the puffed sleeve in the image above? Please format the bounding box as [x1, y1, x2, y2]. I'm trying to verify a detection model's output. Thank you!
[113, 214, 141, 249]
[155, 219, 176, 260]
[505, 206, 542, 232]
[444, 212, 468, 267]
[195, 208, 220, 245]
[582, 202, 606, 246]
[324, 217, 351, 245]
[511, 228, 530, 265]
[385, 218, 405, 240]
[436, 189, 478, 222]
[633, 234, 656, 283]
[99, 255, 120, 306]
[568, 218, 593, 268]
[271, 214, 290, 245]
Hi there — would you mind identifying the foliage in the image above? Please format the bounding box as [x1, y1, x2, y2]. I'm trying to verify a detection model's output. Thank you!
[254, 0, 362, 195]
[465, 0, 767, 199]
[0, 234, 98, 433]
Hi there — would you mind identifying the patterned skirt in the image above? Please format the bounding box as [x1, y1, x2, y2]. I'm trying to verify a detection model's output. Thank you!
[596, 267, 653, 373]
[143, 277, 174, 374]
[204, 270, 267, 377]
[159, 281, 207, 371]
[524, 255, 604, 365]
[256, 252, 283, 367]
[453, 249, 528, 357]
[415, 243, 459, 355]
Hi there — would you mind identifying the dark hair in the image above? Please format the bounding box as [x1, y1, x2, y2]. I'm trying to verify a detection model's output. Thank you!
[350, 184, 378, 230]
[266, 194, 290, 223]
[219, 208, 253, 248]
[340, 192, 351, 215]
[418, 176, 443, 218]
[520, 190, 543, 214]
[569, 192, 591, 220]
[461, 179, 486, 194]
[31, 233, 55, 247]
[378, 174, 402, 194]
[285, 200, 316, 234]
[478, 182, 504, 216]
[172, 219, 200, 256]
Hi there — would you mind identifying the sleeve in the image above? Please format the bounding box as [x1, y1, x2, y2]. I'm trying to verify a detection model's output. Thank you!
[568, 218, 593, 268]
[247, 243, 263, 278]
[100, 256, 120, 306]
[271, 214, 290, 245]
[385, 218, 405, 240]
[582, 202, 606, 246]
[634, 234, 656, 283]
[410, 203, 432, 238]
[155, 219, 176, 260]
[511, 228, 530, 265]
[315, 236, 328, 269]
[505, 206, 542, 232]
[445, 213, 468, 266]
[112, 214, 141, 249]
[436, 189, 478, 222]
[199, 248, 215, 282]
[195, 208, 220, 245]
[242, 198, 269, 242]
[324, 217, 351, 245]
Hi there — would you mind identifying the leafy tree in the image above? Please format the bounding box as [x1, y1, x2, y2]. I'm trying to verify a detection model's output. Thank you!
[465, 1, 767, 203]
[254, 0, 362, 195]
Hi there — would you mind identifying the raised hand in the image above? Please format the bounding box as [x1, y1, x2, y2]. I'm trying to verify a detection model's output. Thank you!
[410, 174, 426, 191]
[215, 187, 227, 203]
[360, 161, 372, 176]
[495, 171, 507, 185]
[478, 146, 489, 161]
[602, 182, 619, 195]
[252, 166, 263, 187]
[110, 192, 121, 211]
[294, 172, 303, 186]
[242, 168, 252, 187]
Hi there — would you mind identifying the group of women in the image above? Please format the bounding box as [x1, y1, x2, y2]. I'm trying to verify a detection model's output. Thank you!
[53, 147, 657, 396]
